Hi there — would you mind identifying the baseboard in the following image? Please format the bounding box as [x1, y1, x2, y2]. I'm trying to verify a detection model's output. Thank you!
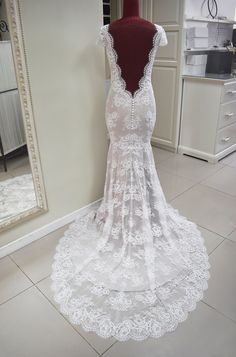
[0, 198, 102, 258]
[178, 144, 236, 163]
[151, 137, 176, 153]
[177, 145, 216, 163]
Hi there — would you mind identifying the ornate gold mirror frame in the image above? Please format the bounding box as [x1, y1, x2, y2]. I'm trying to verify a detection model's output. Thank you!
[0, 0, 48, 232]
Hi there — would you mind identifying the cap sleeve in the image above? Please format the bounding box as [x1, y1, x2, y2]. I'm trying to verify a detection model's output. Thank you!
[160, 26, 168, 46]
[155, 24, 168, 47]
[96, 25, 106, 47]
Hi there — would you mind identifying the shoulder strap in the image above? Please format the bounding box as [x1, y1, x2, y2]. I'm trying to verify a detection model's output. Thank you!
[96, 25, 109, 47]
[154, 24, 168, 47]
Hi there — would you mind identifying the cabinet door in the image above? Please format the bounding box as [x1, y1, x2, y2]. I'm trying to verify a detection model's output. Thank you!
[151, 0, 184, 151]
[152, 66, 177, 146]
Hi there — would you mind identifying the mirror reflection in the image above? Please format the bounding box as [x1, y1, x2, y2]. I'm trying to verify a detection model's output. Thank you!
[0, 0, 37, 223]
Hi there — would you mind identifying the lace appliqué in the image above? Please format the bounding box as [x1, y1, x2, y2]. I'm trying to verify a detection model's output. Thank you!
[51, 23, 210, 342]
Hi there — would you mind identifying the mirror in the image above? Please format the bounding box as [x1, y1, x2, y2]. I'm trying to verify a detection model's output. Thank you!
[0, 0, 47, 232]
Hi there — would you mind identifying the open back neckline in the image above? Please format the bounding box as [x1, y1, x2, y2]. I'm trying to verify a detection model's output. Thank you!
[106, 24, 159, 100]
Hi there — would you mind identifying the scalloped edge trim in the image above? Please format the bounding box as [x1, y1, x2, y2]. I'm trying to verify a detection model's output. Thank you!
[50, 205, 211, 342]
[103, 23, 161, 100]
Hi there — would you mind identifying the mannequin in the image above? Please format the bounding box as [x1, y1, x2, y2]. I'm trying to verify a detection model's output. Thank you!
[108, 0, 157, 96]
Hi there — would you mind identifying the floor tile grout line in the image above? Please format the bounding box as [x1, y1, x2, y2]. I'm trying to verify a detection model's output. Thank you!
[8, 255, 35, 285]
[213, 235, 236, 245]
[168, 180, 201, 204]
[196, 223, 227, 239]
[167, 181, 198, 203]
[200, 181, 236, 199]
[156, 166, 200, 193]
[208, 238, 226, 256]
[34, 284, 101, 356]
[0, 284, 33, 307]
[196, 163, 227, 182]
[194, 225, 230, 255]
[156, 164, 205, 184]
[36, 273, 51, 284]
[190, 224, 232, 256]
[99, 340, 118, 357]
[1, 258, 106, 355]
[159, 165, 236, 253]
[170, 180, 236, 206]
[182, 161, 236, 199]
[36, 277, 126, 356]
[201, 300, 236, 325]
[1, 267, 104, 356]
[157, 158, 226, 183]
[219, 156, 236, 166]
[154, 166, 236, 246]
[227, 226, 236, 238]
[196, 167, 225, 185]
[1, 281, 235, 353]
[0, 272, 54, 308]
[195, 222, 236, 243]
[165, 160, 233, 201]
[157, 165, 200, 183]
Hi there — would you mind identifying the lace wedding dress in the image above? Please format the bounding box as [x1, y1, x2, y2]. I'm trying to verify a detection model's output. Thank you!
[51, 24, 210, 341]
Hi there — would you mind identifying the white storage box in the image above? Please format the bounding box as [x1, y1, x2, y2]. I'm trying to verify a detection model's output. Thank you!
[184, 63, 206, 76]
[186, 54, 207, 65]
[187, 37, 209, 48]
[187, 27, 209, 38]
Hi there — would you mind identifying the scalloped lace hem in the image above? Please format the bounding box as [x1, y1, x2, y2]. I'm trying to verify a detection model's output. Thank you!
[50, 204, 210, 342]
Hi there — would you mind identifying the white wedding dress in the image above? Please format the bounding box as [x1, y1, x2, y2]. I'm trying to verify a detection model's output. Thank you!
[51, 24, 210, 341]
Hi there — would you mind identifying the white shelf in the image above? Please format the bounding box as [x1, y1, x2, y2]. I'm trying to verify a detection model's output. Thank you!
[185, 47, 235, 54]
[185, 16, 236, 25]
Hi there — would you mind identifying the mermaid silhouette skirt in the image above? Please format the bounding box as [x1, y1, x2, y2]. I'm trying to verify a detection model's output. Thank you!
[50, 23, 210, 341]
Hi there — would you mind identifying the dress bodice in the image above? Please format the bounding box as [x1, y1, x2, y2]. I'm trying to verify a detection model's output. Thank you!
[99, 23, 168, 101]
[98, 24, 168, 147]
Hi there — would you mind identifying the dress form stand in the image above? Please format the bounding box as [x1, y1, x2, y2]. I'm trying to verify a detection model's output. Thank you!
[108, 0, 156, 96]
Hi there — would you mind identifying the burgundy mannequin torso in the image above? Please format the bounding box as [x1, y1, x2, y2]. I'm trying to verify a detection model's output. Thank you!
[108, 0, 156, 96]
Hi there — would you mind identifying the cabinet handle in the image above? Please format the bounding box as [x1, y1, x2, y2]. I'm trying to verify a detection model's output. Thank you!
[226, 90, 236, 94]
[221, 136, 231, 142]
[225, 112, 234, 117]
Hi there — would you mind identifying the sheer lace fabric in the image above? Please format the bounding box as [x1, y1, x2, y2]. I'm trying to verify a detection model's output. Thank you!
[51, 24, 210, 341]
[0, 174, 36, 221]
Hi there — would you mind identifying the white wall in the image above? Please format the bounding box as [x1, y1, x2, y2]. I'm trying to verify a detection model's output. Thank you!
[0, 0, 108, 247]
[185, 0, 236, 20]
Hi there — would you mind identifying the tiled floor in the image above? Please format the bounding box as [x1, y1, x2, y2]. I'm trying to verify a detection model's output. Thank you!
[1, 147, 236, 356]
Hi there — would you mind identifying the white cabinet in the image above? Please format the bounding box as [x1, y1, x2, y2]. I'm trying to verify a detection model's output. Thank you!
[150, 0, 184, 152]
[178, 76, 236, 163]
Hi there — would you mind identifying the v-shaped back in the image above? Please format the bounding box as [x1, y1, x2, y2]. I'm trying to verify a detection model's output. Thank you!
[107, 24, 157, 97]
[101, 23, 163, 100]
